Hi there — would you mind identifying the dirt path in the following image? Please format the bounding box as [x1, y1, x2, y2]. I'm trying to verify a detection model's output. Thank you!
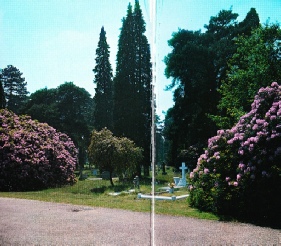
[0, 197, 280, 245]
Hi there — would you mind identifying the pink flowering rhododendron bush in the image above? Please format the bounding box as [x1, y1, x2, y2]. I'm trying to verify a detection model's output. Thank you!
[0, 109, 77, 191]
[188, 82, 281, 226]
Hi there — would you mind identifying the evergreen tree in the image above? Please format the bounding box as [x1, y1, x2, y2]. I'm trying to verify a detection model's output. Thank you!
[114, 1, 152, 176]
[0, 65, 28, 114]
[93, 26, 114, 131]
[133, 0, 152, 176]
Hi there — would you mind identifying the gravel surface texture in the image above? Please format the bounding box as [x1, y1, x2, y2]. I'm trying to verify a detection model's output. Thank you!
[0, 197, 280, 245]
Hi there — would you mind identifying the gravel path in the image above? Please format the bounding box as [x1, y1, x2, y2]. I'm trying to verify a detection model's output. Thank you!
[0, 197, 280, 245]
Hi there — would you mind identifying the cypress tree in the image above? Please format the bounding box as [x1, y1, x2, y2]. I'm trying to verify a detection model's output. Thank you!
[114, 3, 135, 138]
[114, 1, 152, 176]
[133, 0, 152, 176]
[93, 26, 114, 131]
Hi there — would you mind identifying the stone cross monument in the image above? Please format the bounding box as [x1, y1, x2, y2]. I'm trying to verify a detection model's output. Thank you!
[177, 162, 188, 186]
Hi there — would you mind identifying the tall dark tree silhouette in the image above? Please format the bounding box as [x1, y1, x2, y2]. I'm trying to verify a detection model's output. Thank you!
[114, 0, 152, 176]
[0, 65, 28, 114]
[93, 26, 114, 131]
[164, 8, 260, 168]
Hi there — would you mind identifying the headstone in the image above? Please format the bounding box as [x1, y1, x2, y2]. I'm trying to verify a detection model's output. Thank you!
[173, 177, 180, 186]
[92, 169, 98, 176]
[177, 162, 188, 186]
[101, 171, 110, 180]
[133, 175, 140, 189]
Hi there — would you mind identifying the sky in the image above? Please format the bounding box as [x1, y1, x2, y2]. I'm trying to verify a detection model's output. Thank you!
[1, 0, 281, 119]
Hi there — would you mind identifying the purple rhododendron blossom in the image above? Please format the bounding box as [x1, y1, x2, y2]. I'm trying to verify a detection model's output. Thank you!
[0, 109, 78, 191]
[189, 82, 281, 220]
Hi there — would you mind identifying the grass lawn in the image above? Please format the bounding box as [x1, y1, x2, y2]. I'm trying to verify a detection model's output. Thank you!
[0, 168, 218, 221]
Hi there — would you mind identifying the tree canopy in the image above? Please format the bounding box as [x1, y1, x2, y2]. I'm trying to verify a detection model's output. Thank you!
[23, 82, 94, 167]
[0, 65, 29, 114]
[211, 24, 281, 128]
[163, 8, 260, 168]
[88, 128, 142, 186]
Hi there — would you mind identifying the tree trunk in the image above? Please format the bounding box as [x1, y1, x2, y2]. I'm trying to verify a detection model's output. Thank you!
[144, 166, 149, 177]
[137, 164, 142, 178]
[109, 171, 114, 186]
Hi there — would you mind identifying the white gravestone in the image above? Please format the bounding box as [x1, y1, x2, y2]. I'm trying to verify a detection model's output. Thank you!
[177, 162, 188, 187]
[173, 177, 180, 186]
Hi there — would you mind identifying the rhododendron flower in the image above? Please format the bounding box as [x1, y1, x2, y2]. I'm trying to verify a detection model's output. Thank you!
[0, 109, 77, 191]
[190, 172, 194, 179]
[188, 82, 281, 223]
[236, 174, 242, 180]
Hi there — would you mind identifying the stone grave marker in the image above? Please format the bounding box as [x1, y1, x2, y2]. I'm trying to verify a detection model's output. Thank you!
[177, 162, 188, 187]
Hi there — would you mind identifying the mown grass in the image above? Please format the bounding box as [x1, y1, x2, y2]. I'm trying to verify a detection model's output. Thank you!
[0, 168, 218, 221]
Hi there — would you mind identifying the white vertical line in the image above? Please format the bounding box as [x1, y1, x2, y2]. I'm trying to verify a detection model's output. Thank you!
[150, 0, 156, 245]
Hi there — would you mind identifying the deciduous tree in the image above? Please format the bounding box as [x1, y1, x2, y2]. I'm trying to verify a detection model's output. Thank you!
[0, 65, 28, 114]
[88, 128, 142, 186]
[212, 24, 281, 128]
[22, 82, 94, 167]
[164, 8, 260, 168]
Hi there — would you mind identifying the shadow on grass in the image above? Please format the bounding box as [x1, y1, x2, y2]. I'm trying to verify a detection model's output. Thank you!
[90, 186, 107, 193]
[111, 184, 131, 192]
[90, 184, 132, 193]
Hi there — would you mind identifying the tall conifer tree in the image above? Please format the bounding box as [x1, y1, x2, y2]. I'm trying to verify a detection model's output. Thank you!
[93, 26, 114, 131]
[114, 0, 152, 176]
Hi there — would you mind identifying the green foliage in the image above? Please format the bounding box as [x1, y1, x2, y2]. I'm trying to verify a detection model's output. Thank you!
[213, 24, 281, 129]
[0, 65, 29, 114]
[22, 82, 94, 167]
[189, 83, 281, 227]
[164, 28, 218, 167]
[113, 0, 152, 176]
[24, 88, 59, 128]
[164, 8, 260, 167]
[93, 26, 114, 131]
[88, 128, 143, 186]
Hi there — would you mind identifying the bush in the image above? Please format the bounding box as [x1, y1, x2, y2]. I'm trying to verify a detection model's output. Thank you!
[189, 82, 281, 226]
[0, 109, 77, 191]
[88, 128, 143, 186]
